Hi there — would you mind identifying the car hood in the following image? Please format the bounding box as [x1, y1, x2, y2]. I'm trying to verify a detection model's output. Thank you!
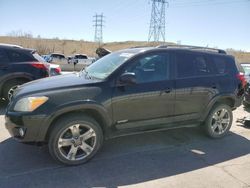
[14, 73, 101, 97]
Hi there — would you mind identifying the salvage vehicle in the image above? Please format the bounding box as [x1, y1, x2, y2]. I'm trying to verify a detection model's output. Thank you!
[5, 45, 244, 165]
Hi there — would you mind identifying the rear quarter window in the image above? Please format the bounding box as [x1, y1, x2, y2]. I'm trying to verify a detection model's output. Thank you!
[212, 56, 235, 74]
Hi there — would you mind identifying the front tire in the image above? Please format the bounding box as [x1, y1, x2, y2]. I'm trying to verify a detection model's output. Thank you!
[204, 104, 233, 138]
[48, 114, 103, 165]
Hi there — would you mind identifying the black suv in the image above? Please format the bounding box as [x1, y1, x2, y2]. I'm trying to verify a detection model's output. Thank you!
[0, 44, 50, 101]
[5, 45, 244, 165]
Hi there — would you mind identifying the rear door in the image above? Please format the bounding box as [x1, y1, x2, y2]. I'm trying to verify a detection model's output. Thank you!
[174, 51, 217, 122]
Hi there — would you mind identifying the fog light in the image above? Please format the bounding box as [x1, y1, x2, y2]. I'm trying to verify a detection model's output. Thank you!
[19, 128, 26, 137]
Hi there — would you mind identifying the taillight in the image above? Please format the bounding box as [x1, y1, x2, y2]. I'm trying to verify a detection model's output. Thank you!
[55, 67, 61, 74]
[31, 62, 49, 70]
[237, 72, 247, 88]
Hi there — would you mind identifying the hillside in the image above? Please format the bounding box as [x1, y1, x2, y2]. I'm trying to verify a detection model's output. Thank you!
[0, 36, 249, 63]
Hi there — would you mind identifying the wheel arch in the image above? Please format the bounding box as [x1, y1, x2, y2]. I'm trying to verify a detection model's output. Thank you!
[201, 95, 236, 122]
[43, 104, 112, 142]
[0, 73, 33, 96]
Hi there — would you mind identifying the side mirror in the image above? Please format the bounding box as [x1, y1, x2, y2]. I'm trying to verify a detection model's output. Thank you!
[119, 72, 136, 85]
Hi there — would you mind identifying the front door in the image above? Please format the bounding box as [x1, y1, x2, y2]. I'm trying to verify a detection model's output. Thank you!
[112, 52, 175, 129]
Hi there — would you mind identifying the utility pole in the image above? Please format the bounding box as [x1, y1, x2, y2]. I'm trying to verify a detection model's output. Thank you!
[93, 13, 104, 46]
[148, 0, 168, 43]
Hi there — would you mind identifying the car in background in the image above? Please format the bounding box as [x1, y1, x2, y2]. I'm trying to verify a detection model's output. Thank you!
[0, 44, 50, 102]
[68, 54, 94, 71]
[45, 53, 66, 63]
[241, 63, 250, 106]
[49, 63, 61, 76]
[41, 55, 61, 76]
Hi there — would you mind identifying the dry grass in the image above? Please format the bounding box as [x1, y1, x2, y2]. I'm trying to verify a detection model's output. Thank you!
[0, 36, 250, 63]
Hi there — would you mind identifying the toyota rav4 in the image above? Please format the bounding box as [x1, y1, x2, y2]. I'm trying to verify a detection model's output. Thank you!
[5, 45, 244, 165]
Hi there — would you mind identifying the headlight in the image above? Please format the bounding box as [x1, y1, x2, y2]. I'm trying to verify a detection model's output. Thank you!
[14, 96, 48, 112]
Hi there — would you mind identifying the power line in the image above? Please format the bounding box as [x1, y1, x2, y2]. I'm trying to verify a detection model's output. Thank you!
[170, 0, 249, 8]
[93, 13, 105, 46]
[148, 0, 168, 42]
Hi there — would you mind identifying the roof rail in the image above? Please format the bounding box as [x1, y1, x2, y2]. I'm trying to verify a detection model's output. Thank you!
[157, 44, 227, 54]
[0, 43, 23, 48]
[130, 45, 154, 49]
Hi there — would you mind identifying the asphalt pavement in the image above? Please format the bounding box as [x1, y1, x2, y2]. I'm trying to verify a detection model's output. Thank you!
[0, 102, 250, 188]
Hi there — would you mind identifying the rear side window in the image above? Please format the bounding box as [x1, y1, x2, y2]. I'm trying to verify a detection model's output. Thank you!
[7, 50, 33, 62]
[176, 52, 212, 78]
[0, 49, 9, 63]
[213, 57, 230, 74]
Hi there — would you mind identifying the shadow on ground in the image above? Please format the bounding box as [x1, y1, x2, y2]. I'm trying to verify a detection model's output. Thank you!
[0, 125, 250, 188]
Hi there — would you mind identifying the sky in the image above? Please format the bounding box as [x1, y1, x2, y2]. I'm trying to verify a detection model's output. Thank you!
[0, 0, 250, 51]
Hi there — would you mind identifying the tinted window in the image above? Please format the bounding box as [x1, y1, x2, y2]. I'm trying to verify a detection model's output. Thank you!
[213, 56, 229, 74]
[125, 53, 169, 83]
[0, 49, 9, 63]
[52, 54, 65, 59]
[7, 50, 32, 62]
[176, 52, 211, 78]
[76, 55, 87, 59]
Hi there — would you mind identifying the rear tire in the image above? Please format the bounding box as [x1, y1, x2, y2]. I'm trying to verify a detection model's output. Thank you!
[204, 104, 233, 138]
[3, 79, 27, 102]
[48, 114, 103, 165]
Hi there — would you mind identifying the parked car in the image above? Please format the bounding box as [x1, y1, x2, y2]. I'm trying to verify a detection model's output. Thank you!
[0, 44, 50, 102]
[241, 63, 250, 106]
[41, 55, 61, 76]
[49, 63, 61, 76]
[47, 53, 66, 63]
[67, 54, 94, 71]
[5, 45, 244, 165]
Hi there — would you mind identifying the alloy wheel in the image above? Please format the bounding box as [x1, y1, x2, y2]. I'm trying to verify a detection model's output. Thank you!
[8, 85, 19, 101]
[211, 108, 231, 135]
[58, 124, 97, 161]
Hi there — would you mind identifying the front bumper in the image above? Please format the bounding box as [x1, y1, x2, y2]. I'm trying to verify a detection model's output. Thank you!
[5, 111, 47, 142]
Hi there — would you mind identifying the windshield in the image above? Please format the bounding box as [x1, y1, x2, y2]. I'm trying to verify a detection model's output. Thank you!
[242, 64, 250, 76]
[84, 51, 135, 79]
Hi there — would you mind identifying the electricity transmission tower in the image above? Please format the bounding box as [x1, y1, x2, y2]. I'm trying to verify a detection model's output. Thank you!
[93, 13, 104, 45]
[148, 0, 168, 42]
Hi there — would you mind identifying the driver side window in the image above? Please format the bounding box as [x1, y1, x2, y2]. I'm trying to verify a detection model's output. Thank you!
[125, 53, 169, 83]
